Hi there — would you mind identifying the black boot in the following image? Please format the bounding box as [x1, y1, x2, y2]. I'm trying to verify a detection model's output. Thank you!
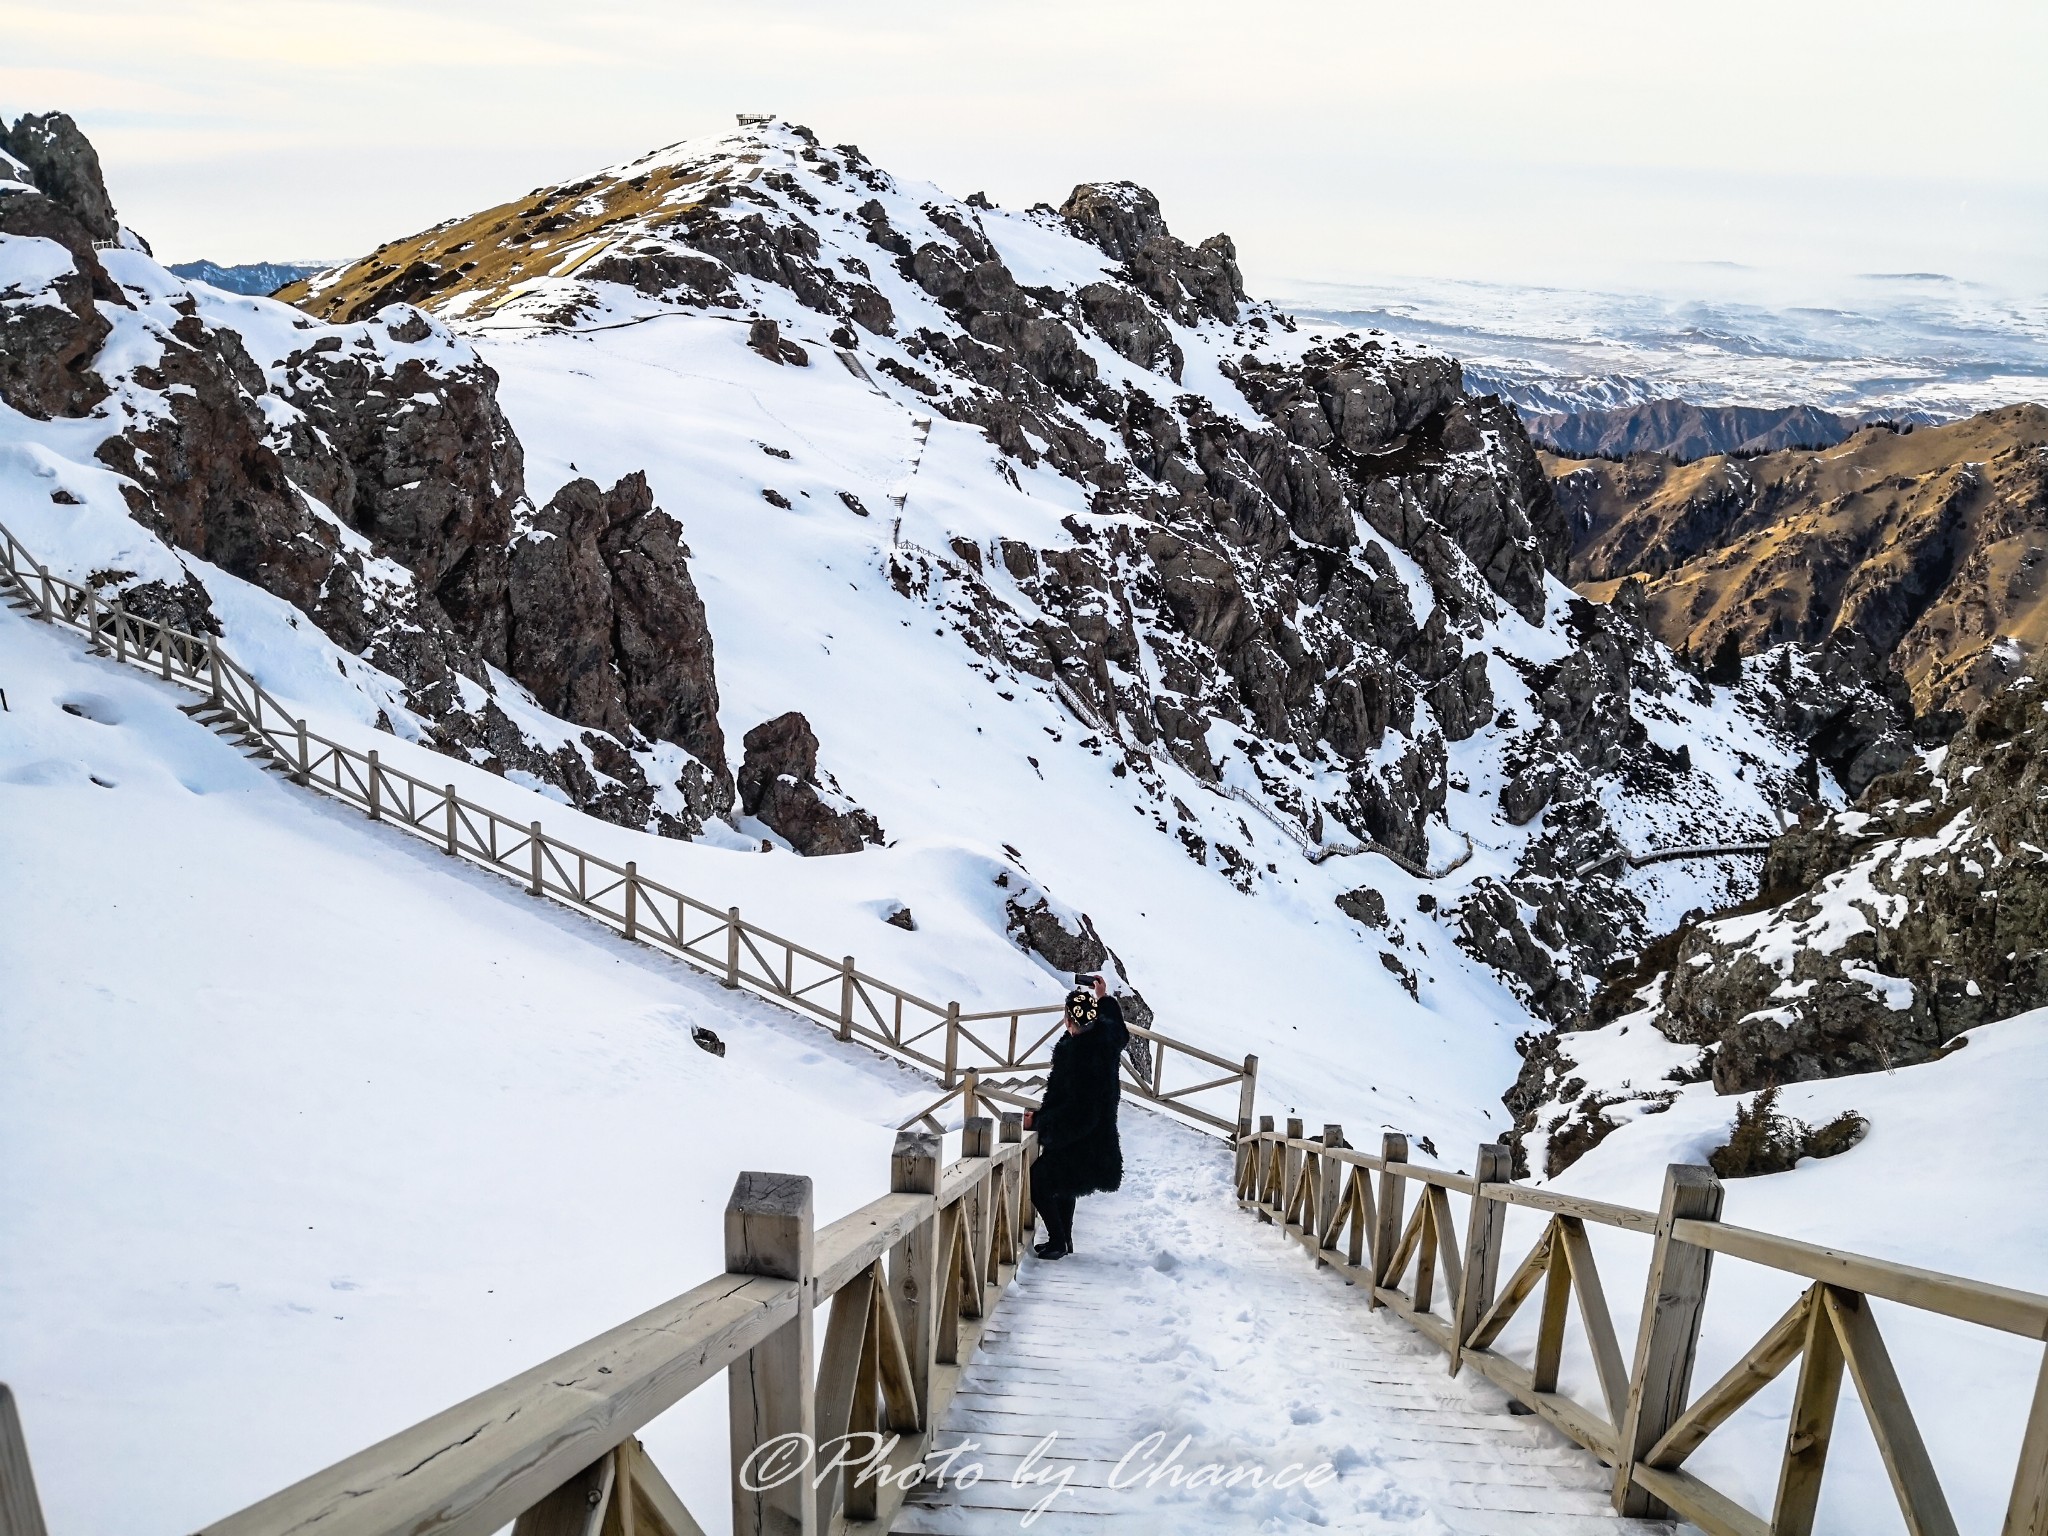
[1035, 1193, 1075, 1259]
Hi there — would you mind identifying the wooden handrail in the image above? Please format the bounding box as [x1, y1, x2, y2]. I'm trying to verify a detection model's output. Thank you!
[0, 516, 1259, 1141]
[1233, 1126, 2048, 1534]
[91, 1125, 1041, 1536]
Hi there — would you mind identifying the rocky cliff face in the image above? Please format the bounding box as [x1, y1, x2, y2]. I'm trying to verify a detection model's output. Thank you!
[1560, 406, 2048, 717]
[1509, 674, 2048, 1174]
[0, 116, 732, 836]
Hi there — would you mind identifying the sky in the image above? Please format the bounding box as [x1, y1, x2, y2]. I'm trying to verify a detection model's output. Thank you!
[6, 0, 2047, 301]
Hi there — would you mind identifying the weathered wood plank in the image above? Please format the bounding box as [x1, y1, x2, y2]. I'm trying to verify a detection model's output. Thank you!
[0, 1387, 48, 1536]
[1646, 1289, 1812, 1470]
[1614, 1165, 1723, 1519]
[1673, 1219, 2048, 1339]
[1823, 1287, 1959, 1536]
[1772, 1279, 1846, 1536]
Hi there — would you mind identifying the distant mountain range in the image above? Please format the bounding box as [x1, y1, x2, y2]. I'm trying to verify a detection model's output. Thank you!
[1522, 399, 1868, 460]
[165, 258, 329, 296]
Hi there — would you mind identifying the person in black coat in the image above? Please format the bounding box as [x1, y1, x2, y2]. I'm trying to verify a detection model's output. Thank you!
[1023, 974, 1127, 1260]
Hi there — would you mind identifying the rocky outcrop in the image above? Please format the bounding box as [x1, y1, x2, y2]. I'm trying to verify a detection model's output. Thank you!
[0, 117, 735, 841]
[737, 712, 882, 855]
[1661, 679, 2048, 1091]
[0, 112, 120, 242]
[1059, 182, 1245, 325]
[508, 474, 733, 817]
[0, 173, 116, 419]
[274, 314, 524, 661]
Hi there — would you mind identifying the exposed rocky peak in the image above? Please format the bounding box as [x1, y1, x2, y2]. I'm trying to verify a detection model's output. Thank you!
[1058, 181, 1245, 325]
[0, 189, 115, 419]
[0, 112, 121, 243]
[9, 113, 1843, 1055]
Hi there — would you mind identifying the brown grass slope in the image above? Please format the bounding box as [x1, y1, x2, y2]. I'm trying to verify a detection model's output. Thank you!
[1554, 403, 2048, 713]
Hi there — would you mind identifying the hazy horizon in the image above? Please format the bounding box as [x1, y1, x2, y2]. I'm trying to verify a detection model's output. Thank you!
[7, 0, 2045, 301]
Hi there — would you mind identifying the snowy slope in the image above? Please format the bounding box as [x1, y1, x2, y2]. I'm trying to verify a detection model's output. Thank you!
[1532, 1014, 2048, 1535]
[0, 605, 943, 1533]
[2, 114, 1834, 1156]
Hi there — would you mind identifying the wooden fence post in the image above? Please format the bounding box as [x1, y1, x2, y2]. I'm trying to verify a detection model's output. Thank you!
[2007, 1347, 2048, 1536]
[295, 721, 310, 785]
[724, 907, 742, 988]
[0, 1384, 50, 1536]
[888, 1131, 941, 1431]
[1314, 1126, 1344, 1259]
[158, 621, 172, 681]
[1236, 1054, 1258, 1139]
[1282, 1117, 1305, 1222]
[837, 957, 855, 1041]
[1614, 1164, 1725, 1517]
[726, 1172, 815, 1536]
[367, 750, 382, 821]
[623, 862, 639, 941]
[205, 633, 222, 701]
[962, 1116, 993, 1315]
[963, 1068, 980, 1122]
[1372, 1132, 1409, 1305]
[83, 584, 100, 653]
[442, 787, 458, 855]
[1256, 1114, 1278, 1217]
[113, 601, 126, 664]
[528, 822, 544, 896]
[942, 1002, 961, 1088]
[1453, 1143, 1513, 1372]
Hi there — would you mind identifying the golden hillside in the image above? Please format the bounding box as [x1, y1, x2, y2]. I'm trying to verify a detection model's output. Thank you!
[1557, 403, 2048, 713]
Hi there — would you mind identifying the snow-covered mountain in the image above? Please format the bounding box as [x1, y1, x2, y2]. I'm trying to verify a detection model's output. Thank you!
[9, 106, 2048, 1536]
[6, 109, 1890, 1158]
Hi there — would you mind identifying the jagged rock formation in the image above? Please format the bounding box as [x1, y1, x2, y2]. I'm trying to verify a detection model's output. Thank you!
[1665, 678, 2048, 1091]
[1560, 407, 2048, 715]
[0, 112, 120, 243]
[1526, 399, 1856, 462]
[1508, 675, 2048, 1173]
[737, 712, 882, 855]
[0, 120, 732, 835]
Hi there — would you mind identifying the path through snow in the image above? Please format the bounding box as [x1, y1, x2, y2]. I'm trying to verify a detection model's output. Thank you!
[897, 1113, 1674, 1534]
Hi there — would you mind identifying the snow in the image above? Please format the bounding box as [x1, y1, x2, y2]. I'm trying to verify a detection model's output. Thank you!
[1522, 1014, 2048, 1534]
[0, 607, 943, 1533]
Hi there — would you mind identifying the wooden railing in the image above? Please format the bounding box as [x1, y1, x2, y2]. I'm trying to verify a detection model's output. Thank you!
[1236, 1118, 2048, 1536]
[0, 516, 1257, 1136]
[0, 1118, 1040, 1536]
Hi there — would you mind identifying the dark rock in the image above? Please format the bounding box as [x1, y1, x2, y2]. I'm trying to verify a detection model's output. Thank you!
[0, 192, 114, 418]
[691, 1025, 726, 1057]
[1336, 887, 1388, 929]
[1005, 895, 1109, 973]
[885, 906, 916, 930]
[1059, 182, 1245, 324]
[506, 473, 734, 818]
[738, 711, 883, 855]
[1, 112, 120, 241]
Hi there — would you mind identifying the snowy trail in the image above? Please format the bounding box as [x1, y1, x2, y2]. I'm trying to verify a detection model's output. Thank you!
[895, 1114, 1671, 1535]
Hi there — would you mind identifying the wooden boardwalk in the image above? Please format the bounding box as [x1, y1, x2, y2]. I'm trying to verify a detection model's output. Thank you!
[895, 1114, 1675, 1535]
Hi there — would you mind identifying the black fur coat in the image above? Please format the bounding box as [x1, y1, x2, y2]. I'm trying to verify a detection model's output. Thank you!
[1030, 998, 1127, 1198]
